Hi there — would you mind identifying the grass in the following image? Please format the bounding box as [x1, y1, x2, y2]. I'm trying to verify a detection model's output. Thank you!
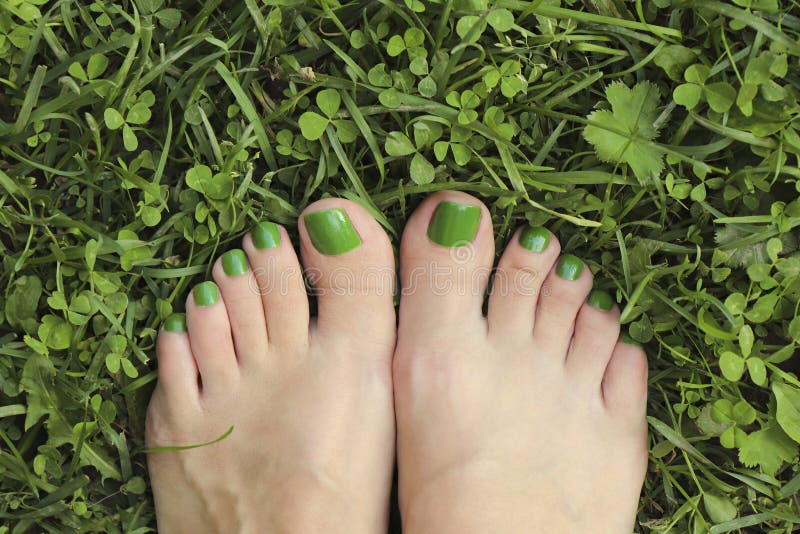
[1, 0, 800, 532]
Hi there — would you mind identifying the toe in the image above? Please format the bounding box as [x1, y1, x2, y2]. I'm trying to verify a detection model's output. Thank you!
[186, 281, 239, 396]
[299, 198, 396, 349]
[398, 192, 494, 340]
[566, 290, 621, 389]
[211, 249, 268, 367]
[243, 222, 310, 353]
[602, 339, 648, 417]
[155, 313, 200, 407]
[487, 225, 560, 339]
[531, 253, 594, 358]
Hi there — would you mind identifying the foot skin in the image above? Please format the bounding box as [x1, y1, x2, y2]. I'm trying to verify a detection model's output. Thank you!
[146, 199, 396, 534]
[394, 192, 649, 534]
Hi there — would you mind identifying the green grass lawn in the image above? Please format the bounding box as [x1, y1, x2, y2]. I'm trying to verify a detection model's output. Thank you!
[2, 0, 800, 531]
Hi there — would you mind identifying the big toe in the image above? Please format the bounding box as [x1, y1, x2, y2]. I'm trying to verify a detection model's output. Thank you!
[299, 198, 396, 353]
[397, 191, 494, 344]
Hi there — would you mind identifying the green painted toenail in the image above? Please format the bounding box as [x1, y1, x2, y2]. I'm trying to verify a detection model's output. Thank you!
[221, 249, 249, 276]
[252, 221, 281, 249]
[427, 201, 481, 247]
[193, 281, 219, 306]
[587, 289, 614, 311]
[556, 254, 584, 281]
[519, 226, 550, 253]
[304, 208, 362, 256]
[163, 313, 186, 332]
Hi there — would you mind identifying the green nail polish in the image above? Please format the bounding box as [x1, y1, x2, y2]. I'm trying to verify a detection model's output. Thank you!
[193, 281, 219, 306]
[556, 254, 584, 281]
[304, 208, 362, 255]
[427, 201, 481, 247]
[221, 249, 249, 277]
[252, 221, 281, 249]
[587, 290, 614, 311]
[621, 333, 642, 347]
[519, 226, 551, 253]
[163, 313, 186, 333]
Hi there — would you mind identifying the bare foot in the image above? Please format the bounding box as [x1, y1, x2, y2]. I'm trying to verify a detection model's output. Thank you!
[146, 199, 396, 534]
[394, 192, 648, 534]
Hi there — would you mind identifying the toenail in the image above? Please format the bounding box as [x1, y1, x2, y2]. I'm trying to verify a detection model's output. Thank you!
[304, 208, 362, 255]
[193, 281, 219, 306]
[519, 226, 550, 252]
[587, 289, 614, 311]
[427, 201, 481, 247]
[252, 221, 281, 249]
[163, 313, 186, 332]
[556, 254, 584, 281]
[222, 249, 249, 276]
[621, 333, 642, 347]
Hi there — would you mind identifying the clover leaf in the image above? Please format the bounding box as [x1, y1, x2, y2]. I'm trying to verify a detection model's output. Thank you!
[674, 64, 736, 113]
[384, 129, 437, 184]
[386, 28, 425, 60]
[103, 92, 154, 151]
[298, 89, 356, 143]
[486, 9, 514, 32]
[68, 53, 109, 82]
[446, 89, 480, 125]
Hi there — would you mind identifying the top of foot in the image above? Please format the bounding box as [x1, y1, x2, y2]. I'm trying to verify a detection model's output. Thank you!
[393, 191, 649, 534]
[147, 198, 397, 534]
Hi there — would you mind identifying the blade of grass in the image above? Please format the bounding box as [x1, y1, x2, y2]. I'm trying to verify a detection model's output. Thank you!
[214, 61, 278, 170]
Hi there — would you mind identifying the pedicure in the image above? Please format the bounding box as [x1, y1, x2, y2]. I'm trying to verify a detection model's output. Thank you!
[427, 201, 481, 247]
[587, 289, 614, 311]
[163, 313, 186, 333]
[222, 249, 249, 276]
[193, 281, 219, 306]
[304, 208, 362, 255]
[252, 221, 281, 249]
[556, 254, 584, 281]
[519, 226, 550, 253]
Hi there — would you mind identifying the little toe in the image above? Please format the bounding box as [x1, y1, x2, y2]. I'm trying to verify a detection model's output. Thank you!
[211, 249, 268, 367]
[298, 198, 396, 349]
[398, 191, 494, 340]
[566, 290, 621, 389]
[531, 253, 594, 358]
[155, 313, 200, 407]
[487, 225, 560, 339]
[603, 339, 649, 417]
[243, 222, 309, 352]
[186, 281, 239, 396]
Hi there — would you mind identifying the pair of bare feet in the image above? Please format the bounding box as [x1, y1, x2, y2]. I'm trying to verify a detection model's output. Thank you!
[146, 192, 649, 534]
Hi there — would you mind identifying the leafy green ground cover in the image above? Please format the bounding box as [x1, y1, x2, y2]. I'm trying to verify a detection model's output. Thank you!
[1, 0, 800, 531]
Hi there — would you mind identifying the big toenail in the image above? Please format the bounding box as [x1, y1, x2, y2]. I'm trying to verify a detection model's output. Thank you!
[587, 289, 614, 311]
[252, 221, 281, 249]
[427, 201, 481, 247]
[556, 254, 584, 280]
[304, 208, 362, 255]
[519, 226, 550, 252]
[222, 249, 249, 276]
[193, 281, 219, 306]
[163, 313, 187, 332]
